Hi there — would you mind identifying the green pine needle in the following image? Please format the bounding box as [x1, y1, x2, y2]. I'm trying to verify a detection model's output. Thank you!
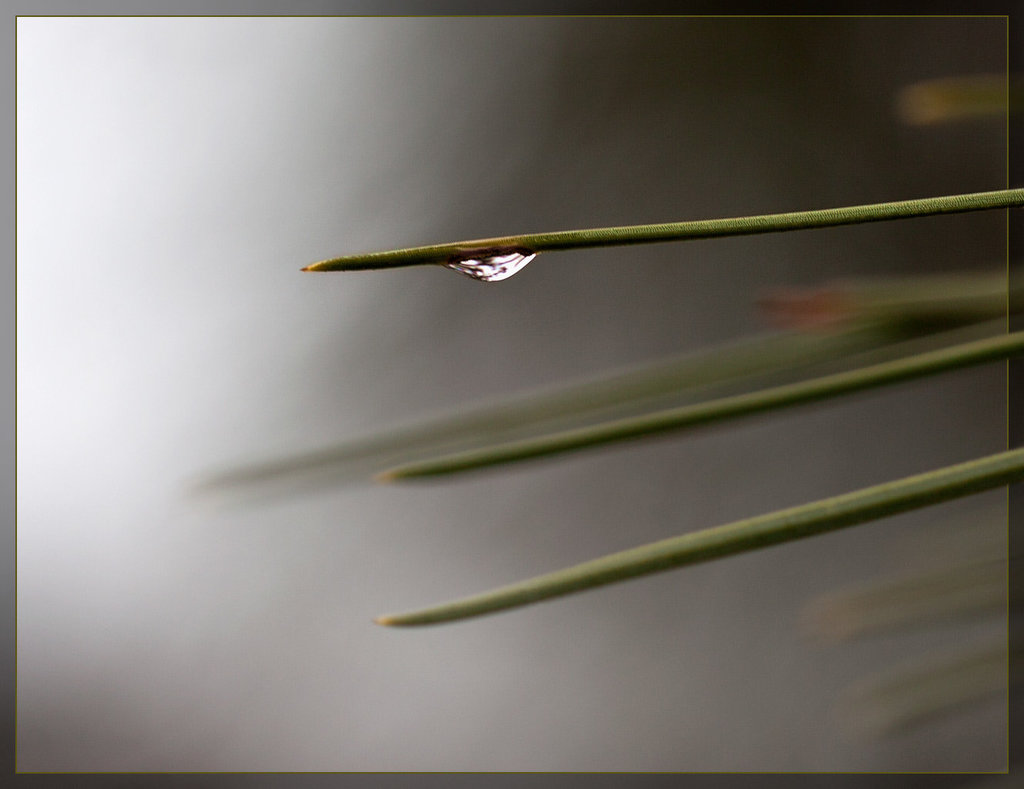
[376, 447, 1024, 626]
[197, 323, 898, 497]
[379, 329, 1024, 480]
[304, 189, 1024, 273]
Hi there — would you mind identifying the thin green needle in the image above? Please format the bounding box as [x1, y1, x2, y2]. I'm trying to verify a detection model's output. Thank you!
[376, 447, 1024, 626]
[305, 188, 1024, 273]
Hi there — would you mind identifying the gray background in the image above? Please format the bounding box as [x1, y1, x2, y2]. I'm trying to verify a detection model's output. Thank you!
[15, 16, 1010, 771]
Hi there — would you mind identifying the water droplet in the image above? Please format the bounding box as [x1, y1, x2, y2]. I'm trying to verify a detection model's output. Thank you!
[444, 247, 537, 282]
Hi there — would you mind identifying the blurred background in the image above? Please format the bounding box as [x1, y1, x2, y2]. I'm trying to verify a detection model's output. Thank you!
[16, 16, 1011, 772]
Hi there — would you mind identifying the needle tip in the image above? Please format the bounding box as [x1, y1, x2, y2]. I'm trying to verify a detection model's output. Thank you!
[374, 615, 397, 626]
[373, 470, 397, 484]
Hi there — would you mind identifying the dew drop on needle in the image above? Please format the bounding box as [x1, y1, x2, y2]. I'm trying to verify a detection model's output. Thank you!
[443, 247, 537, 282]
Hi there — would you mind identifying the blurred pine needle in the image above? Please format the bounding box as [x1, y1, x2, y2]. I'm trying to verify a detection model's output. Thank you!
[201, 271, 1015, 497]
[379, 327, 1023, 480]
[896, 74, 1022, 125]
[835, 636, 1011, 738]
[195, 324, 895, 502]
[804, 507, 1011, 738]
[801, 551, 1008, 643]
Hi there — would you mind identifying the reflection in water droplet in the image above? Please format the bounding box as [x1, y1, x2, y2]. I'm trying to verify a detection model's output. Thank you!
[444, 247, 537, 282]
